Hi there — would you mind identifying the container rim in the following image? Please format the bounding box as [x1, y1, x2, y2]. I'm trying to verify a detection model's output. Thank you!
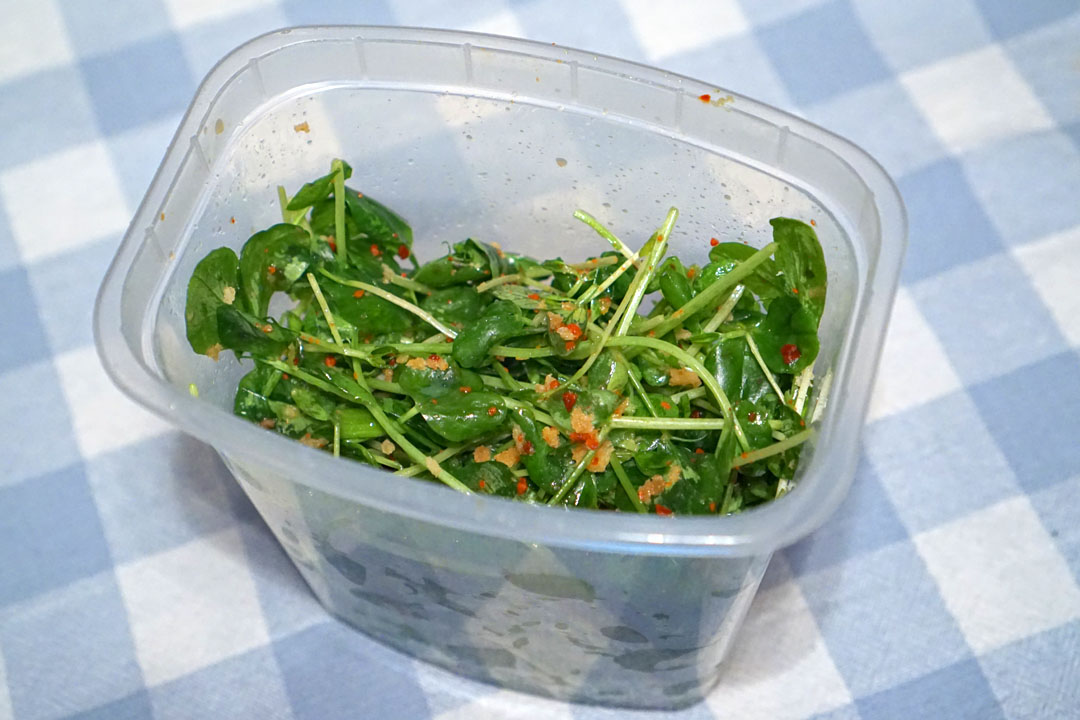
[94, 25, 906, 557]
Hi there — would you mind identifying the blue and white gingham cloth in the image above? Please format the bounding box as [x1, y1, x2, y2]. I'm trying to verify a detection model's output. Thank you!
[2, 1, 1079, 718]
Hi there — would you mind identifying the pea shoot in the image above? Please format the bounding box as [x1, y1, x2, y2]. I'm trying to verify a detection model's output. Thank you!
[184, 160, 829, 515]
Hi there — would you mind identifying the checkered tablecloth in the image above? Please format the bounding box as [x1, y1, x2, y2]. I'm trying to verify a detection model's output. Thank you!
[3, 1, 1079, 718]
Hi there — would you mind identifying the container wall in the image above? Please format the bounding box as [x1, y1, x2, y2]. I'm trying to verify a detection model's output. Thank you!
[225, 451, 769, 708]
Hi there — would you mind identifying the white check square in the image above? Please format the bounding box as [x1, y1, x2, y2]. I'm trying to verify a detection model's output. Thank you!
[622, 0, 749, 61]
[1014, 226, 1080, 348]
[116, 528, 270, 686]
[0, 0, 73, 85]
[161, 0, 277, 30]
[1, 142, 130, 266]
[54, 346, 171, 460]
[901, 45, 1054, 155]
[915, 496, 1080, 654]
[707, 568, 851, 720]
[868, 288, 963, 422]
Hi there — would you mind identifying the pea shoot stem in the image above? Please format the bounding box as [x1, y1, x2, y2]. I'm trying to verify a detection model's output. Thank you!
[331, 159, 347, 262]
[318, 268, 458, 339]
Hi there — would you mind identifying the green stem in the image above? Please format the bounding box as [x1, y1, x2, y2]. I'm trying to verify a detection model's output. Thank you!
[733, 429, 813, 467]
[319, 268, 457, 338]
[573, 209, 639, 264]
[381, 265, 433, 294]
[396, 443, 469, 478]
[306, 273, 344, 346]
[547, 431, 608, 506]
[610, 457, 647, 513]
[605, 335, 750, 451]
[331, 159, 347, 262]
[743, 333, 785, 404]
[614, 208, 677, 337]
[610, 416, 728, 431]
[649, 242, 776, 338]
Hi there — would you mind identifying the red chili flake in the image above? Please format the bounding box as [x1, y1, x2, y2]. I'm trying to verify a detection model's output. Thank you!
[810, 219, 817, 226]
[267, 265, 277, 274]
[699, 93, 711, 103]
[487, 406, 498, 416]
[292, 356, 299, 366]
[324, 356, 337, 368]
[478, 479, 486, 489]
[459, 386, 472, 393]
[686, 267, 697, 279]
[792, 287, 799, 294]
[564, 341, 576, 351]
[655, 505, 673, 516]
[562, 392, 578, 412]
[401, 272, 407, 278]
[527, 293, 540, 301]
[328, 240, 337, 253]
[660, 401, 672, 411]
[429, 354, 441, 364]
[431, 399, 438, 405]
[690, 409, 702, 418]
[370, 244, 381, 257]
[781, 343, 801, 365]
[709, 237, 719, 246]
[709, 502, 717, 512]
[522, 440, 534, 455]
[261, 324, 273, 333]
[695, 448, 704, 454]
[648, 330, 656, 337]
[357, 192, 364, 198]
[281, 373, 289, 380]
[388, 357, 397, 366]
[800, 419, 806, 427]
[353, 289, 365, 298]
[516, 477, 528, 495]
[740, 452, 749, 459]
[392, 232, 399, 239]
[585, 436, 600, 451]
[397, 244, 410, 259]
[230, 217, 236, 224]
[656, 234, 664, 242]
[747, 412, 759, 422]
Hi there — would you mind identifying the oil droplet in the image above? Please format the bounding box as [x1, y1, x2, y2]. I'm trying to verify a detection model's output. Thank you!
[555, 157, 567, 167]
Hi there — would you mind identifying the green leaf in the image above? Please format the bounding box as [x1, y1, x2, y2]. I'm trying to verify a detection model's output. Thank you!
[587, 350, 627, 392]
[658, 257, 693, 309]
[233, 363, 276, 422]
[319, 276, 418, 337]
[290, 385, 333, 421]
[285, 161, 352, 211]
[394, 357, 483, 401]
[420, 390, 507, 442]
[238, 223, 313, 316]
[452, 300, 527, 369]
[510, 409, 571, 495]
[454, 461, 518, 497]
[185, 247, 239, 356]
[421, 286, 487, 327]
[335, 407, 383, 440]
[216, 305, 296, 358]
[750, 295, 820, 374]
[343, 189, 414, 254]
[770, 218, 827, 321]
[413, 239, 505, 288]
[705, 242, 785, 300]
[704, 336, 771, 405]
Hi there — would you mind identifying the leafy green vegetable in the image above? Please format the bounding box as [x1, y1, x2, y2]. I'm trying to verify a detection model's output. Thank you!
[182, 159, 830, 514]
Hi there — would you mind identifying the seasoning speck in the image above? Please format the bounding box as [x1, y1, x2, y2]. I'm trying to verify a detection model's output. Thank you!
[555, 157, 567, 167]
[294, 121, 310, 133]
[214, 118, 224, 134]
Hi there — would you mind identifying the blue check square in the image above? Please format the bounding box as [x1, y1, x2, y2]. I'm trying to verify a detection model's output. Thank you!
[856, 658, 1006, 719]
[784, 454, 908, 576]
[0, 361, 83, 488]
[58, 0, 172, 58]
[798, 542, 972, 697]
[911, 253, 1066, 385]
[0, 572, 142, 719]
[148, 646, 291, 720]
[274, 622, 431, 720]
[0, 463, 112, 605]
[0, 266, 51, 373]
[1006, 13, 1080, 126]
[969, 351, 1080, 493]
[0, 67, 98, 173]
[896, 158, 1004, 283]
[80, 33, 195, 136]
[756, 0, 892, 105]
[975, 0, 1078, 40]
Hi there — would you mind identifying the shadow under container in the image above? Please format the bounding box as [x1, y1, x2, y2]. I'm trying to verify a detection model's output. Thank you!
[94, 27, 906, 709]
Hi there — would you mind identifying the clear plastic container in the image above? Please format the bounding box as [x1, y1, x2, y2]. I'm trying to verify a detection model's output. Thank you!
[94, 26, 905, 709]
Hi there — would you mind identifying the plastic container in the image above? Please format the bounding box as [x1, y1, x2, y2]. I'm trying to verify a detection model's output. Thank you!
[94, 26, 905, 709]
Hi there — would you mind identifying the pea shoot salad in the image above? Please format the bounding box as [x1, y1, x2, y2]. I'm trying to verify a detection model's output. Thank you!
[185, 159, 830, 516]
